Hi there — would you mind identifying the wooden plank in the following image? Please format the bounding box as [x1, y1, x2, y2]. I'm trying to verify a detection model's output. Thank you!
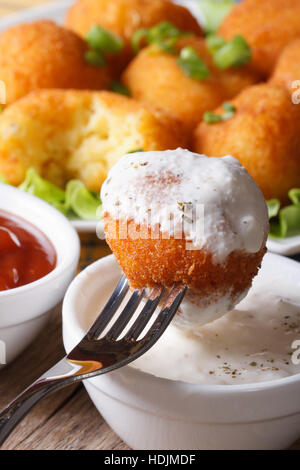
[0, 281, 128, 450]
[12, 387, 128, 450]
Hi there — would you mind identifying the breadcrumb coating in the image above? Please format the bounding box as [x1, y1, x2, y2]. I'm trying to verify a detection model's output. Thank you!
[104, 217, 266, 300]
[65, 0, 203, 74]
[194, 84, 300, 202]
[218, 0, 300, 77]
[0, 20, 111, 104]
[270, 38, 300, 98]
[123, 37, 260, 138]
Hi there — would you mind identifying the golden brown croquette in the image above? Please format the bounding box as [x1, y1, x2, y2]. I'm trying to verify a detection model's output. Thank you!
[122, 37, 260, 137]
[270, 38, 300, 99]
[194, 84, 300, 202]
[218, 0, 300, 77]
[65, 0, 202, 41]
[0, 20, 111, 105]
[65, 0, 203, 73]
[0, 89, 186, 191]
[102, 149, 269, 327]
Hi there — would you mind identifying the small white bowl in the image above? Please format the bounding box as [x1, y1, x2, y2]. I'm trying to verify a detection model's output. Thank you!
[63, 253, 300, 450]
[0, 183, 80, 365]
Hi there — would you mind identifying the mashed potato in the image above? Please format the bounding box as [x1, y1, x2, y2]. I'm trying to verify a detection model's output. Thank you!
[123, 37, 260, 138]
[65, 0, 203, 73]
[0, 20, 111, 105]
[194, 84, 300, 202]
[0, 90, 186, 191]
[102, 149, 268, 329]
[218, 0, 300, 77]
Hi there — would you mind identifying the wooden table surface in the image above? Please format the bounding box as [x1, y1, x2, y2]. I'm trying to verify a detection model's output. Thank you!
[0, 0, 299, 451]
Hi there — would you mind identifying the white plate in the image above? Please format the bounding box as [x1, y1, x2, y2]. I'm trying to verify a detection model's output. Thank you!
[0, 1, 299, 255]
[267, 235, 300, 257]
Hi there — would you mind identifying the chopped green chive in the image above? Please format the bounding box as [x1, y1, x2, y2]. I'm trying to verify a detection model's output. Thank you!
[206, 34, 226, 55]
[131, 21, 190, 54]
[177, 46, 210, 80]
[222, 111, 235, 120]
[222, 102, 236, 113]
[155, 37, 178, 54]
[128, 148, 144, 154]
[203, 111, 223, 124]
[84, 49, 106, 67]
[110, 81, 130, 96]
[131, 28, 149, 54]
[198, 0, 235, 34]
[86, 25, 124, 54]
[148, 21, 185, 43]
[213, 35, 251, 69]
[203, 101, 236, 124]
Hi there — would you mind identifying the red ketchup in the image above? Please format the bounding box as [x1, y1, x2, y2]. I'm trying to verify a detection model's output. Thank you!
[0, 210, 56, 291]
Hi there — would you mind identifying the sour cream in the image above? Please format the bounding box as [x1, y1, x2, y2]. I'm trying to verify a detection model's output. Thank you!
[131, 256, 300, 385]
[101, 149, 269, 264]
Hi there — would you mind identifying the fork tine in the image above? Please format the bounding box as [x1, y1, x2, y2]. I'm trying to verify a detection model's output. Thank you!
[106, 289, 145, 340]
[124, 287, 166, 342]
[141, 285, 187, 345]
[87, 275, 129, 340]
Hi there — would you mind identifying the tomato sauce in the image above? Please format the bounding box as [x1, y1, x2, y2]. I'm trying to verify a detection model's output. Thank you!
[0, 210, 56, 291]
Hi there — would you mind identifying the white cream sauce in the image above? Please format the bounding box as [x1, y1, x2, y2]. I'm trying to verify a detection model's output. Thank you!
[131, 265, 300, 385]
[101, 149, 269, 264]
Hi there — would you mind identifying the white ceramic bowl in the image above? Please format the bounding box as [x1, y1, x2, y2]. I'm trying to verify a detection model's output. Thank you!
[63, 253, 300, 450]
[0, 183, 80, 365]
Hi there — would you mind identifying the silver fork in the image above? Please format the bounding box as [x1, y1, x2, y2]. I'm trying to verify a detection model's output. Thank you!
[0, 275, 186, 446]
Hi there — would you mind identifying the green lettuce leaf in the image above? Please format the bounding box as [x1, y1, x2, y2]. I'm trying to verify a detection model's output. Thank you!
[0, 175, 8, 184]
[17, 168, 101, 220]
[198, 0, 235, 34]
[266, 199, 280, 219]
[267, 190, 300, 238]
[65, 180, 102, 221]
[289, 188, 300, 207]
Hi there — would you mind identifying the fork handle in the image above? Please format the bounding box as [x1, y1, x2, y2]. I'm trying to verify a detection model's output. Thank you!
[0, 377, 67, 447]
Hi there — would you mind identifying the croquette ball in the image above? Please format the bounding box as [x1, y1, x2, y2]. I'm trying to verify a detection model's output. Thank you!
[270, 38, 300, 100]
[66, 0, 202, 41]
[0, 90, 186, 191]
[194, 84, 300, 202]
[122, 37, 260, 138]
[123, 39, 224, 138]
[65, 0, 203, 73]
[0, 20, 111, 105]
[218, 0, 300, 77]
[102, 149, 269, 328]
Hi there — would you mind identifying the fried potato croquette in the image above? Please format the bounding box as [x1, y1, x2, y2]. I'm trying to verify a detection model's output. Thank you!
[65, 0, 203, 73]
[194, 84, 300, 202]
[102, 150, 268, 329]
[0, 20, 111, 105]
[0, 90, 186, 192]
[270, 38, 300, 99]
[218, 0, 300, 77]
[122, 37, 260, 137]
